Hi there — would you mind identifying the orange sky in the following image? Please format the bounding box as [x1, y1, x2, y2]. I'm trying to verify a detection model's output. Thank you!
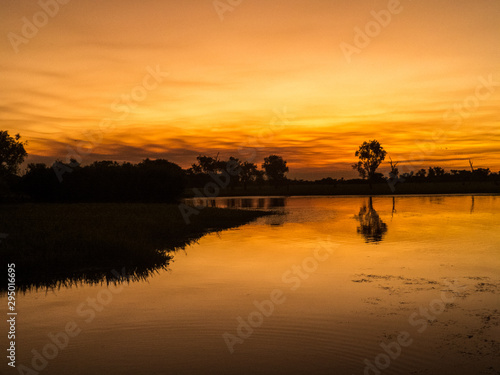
[1, 0, 499, 178]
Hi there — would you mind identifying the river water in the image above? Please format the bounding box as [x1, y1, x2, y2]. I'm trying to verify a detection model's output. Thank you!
[4, 196, 500, 374]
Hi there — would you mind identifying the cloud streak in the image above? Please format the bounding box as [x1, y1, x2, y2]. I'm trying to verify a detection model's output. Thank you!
[1, 0, 499, 178]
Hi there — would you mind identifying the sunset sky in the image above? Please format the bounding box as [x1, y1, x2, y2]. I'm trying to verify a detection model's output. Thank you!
[1, 0, 499, 179]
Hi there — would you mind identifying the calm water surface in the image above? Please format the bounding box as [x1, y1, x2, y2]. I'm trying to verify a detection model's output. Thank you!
[4, 196, 500, 375]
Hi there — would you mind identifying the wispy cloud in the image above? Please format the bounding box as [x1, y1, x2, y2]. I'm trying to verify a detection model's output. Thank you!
[2, 0, 499, 178]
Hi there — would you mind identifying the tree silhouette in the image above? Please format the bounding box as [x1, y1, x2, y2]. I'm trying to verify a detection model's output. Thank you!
[239, 161, 259, 190]
[352, 140, 387, 188]
[428, 166, 445, 179]
[262, 155, 289, 188]
[20, 158, 185, 202]
[21, 163, 60, 201]
[474, 168, 490, 178]
[355, 197, 388, 243]
[415, 168, 426, 178]
[226, 156, 242, 189]
[191, 154, 224, 173]
[388, 157, 399, 178]
[0, 131, 27, 177]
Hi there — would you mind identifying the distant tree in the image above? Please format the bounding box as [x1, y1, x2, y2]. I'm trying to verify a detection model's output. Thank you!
[262, 155, 289, 188]
[428, 166, 444, 179]
[20, 163, 60, 201]
[388, 157, 399, 178]
[135, 159, 186, 201]
[20, 158, 186, 203]
[191, 154, 224, 174]
[450, 169, 471, 181]
[433, 167, 445, 177]
[473, 168, 490, 178]
[0, 131, 27, 177]
[189, 155, 242, 188]
[427, 167, 436, 179]
[239, 161, 259, 190]
[254, 169, 265, 185]
[416, 169, 426, 178]
[225, 156, 241, 189]
[352, 140, 387, 188]
[89, 160, 120, 169]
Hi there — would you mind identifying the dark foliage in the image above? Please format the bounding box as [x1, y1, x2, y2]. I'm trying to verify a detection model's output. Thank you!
[18, 158, 186, 203]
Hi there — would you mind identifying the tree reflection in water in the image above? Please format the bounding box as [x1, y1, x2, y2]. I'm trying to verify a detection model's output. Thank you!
[356, 197, 388, 243]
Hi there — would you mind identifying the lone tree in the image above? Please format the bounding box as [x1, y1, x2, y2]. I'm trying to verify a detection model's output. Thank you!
[388, 157, 399, 178]
[0, 131, 27, 177]
[262, 155, 288, 188]
[352, 140, 387, 188]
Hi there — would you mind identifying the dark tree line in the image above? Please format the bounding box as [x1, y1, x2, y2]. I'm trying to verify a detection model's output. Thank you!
[390, 165, 499, 183]
[349, 140, 499, 187]
[1, 131, 499, 202]
[12, 154, 289, 202]
[186, 154, 288, 189]
[305, 165, 499, 187]
[0, 131, 291, 202]
[19, 159, 186, 202]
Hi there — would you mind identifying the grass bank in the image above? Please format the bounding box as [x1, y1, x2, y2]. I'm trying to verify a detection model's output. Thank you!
[0, 203, 271, 292]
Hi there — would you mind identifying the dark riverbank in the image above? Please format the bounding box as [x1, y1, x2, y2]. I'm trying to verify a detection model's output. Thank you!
[191, 181, 500, 197]
[0, 203, 272, 293]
